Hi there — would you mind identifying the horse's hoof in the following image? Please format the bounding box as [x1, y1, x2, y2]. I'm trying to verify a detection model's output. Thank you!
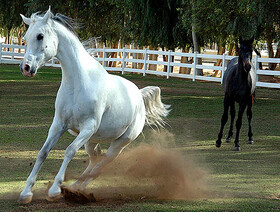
[46, 193, 62, 202]
[226, 138, 231, 143]
[18, 193, 33, 204]
[46, 189, 62, 202]
[215, 141, 221, 148]
[248, 140, 254, 144]
[235, 146, 240, 151]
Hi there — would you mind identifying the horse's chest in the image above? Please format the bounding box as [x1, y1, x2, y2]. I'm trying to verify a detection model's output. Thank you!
[231, 82, 251, 102]
[56, 93, 96, 127]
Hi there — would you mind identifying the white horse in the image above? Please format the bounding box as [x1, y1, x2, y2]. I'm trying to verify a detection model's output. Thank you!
[19, 8, 170, 204]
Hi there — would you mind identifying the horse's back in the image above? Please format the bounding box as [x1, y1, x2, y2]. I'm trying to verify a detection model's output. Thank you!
[222, 57, 238, 93]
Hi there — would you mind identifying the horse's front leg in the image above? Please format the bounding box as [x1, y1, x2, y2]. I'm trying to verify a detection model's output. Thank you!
[216, 96, 230, 148]
[234, 103, 247, 151]
[247, 99, 253, 144]
[226, 100, 235, 143]
[48, 121, 96, 200]
[19, 119, 65, 204]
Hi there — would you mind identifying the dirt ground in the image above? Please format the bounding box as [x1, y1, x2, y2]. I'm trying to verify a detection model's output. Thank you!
[16, 136, 208, 211]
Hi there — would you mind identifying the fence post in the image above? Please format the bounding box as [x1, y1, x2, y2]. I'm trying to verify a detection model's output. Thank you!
[102, 46, 107, 68]
[221, 53, 226, 84]
[11, 47, 15, 62]
[0, 43, 2, 64]
[143, 48, 148, 76]
[167, 50, 172, 79]
[254, 55, 259, 82]
[121, 47, 126, 75]
[193, 52, 197, 81]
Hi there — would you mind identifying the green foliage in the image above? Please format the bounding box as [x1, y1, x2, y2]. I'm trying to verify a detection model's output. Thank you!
[124, 0, 192, 49]
[0, 0, 28, 30]
[1, 0, 280, 49]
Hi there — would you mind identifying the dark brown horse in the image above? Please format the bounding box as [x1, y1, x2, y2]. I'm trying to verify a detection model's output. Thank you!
[216, 37, 256, 151]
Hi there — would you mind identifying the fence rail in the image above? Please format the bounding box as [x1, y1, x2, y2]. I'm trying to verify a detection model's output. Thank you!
[1, 43, 280, 89]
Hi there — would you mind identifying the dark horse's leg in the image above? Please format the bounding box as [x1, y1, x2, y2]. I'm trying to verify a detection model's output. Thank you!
[216, 95, 230, 147]
[234, 102, 247, 151]
[247, 97, 253, 144]
[226, 100, 235, 143]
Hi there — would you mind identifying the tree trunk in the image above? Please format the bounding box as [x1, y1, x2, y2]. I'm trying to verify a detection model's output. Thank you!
[235, 38, 239, 56]
[270, 44, 280, 70]
[228, 43, 234, 56]
[101, 43, 107, 67]
[7, 31, 11, 51]
[213, 43, 226, 77]
[162, 46, 168, 72]
[267, 38, 275, 70]
[132, 43, 137, 69]
[215, 44, 225, 66]
[137, 48, 144, 70]
[254, 48, 263, 70]
[17, 28, 23, 53]
[161, 47, 174, 73]
[148, 46, 158, 71]
[186, 57, 193, 74]
[192, 26, 203, 76]
[108, 41, 118, 67]
[179, 47, 190, 74]
[4, 35, 8, 51]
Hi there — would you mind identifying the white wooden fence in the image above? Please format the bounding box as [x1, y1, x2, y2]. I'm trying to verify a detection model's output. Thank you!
[1, 43, 280, 89]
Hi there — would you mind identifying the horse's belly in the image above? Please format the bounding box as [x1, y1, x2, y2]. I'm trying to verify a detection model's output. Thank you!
[68, 123, 129, 143]
[92, 104, 145, 143]
[92, 121, 129, 142]
[89, 109, 133, 142]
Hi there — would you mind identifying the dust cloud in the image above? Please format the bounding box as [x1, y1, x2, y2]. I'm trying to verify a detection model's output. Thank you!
[83, 130, 208, 201]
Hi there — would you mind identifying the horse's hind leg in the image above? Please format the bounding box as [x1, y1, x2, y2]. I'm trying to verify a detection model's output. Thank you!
[226, 100, 235, 143]
[78, 110, 144, 189]
[247, 99, 253, 144]
[216, 96, 230, 147]
[70, 142, 101, 189]
[80, 135, 132, 189]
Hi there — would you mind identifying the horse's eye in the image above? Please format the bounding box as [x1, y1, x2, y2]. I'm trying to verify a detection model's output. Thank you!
[37, 33, 44, 41]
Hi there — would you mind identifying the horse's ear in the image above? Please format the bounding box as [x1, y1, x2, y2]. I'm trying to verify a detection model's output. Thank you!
[42, 6, 53, 23]
[239, 36, 243, 44]
[20, 14, 31, 25]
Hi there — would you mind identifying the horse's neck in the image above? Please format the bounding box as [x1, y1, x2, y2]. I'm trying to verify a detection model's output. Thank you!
[237, 57, 256, 94]
[55, 25, 96, 87]
[237, 58, 249, 80]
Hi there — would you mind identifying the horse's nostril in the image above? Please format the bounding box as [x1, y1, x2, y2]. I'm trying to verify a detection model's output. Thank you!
[24, 64, 30, 72]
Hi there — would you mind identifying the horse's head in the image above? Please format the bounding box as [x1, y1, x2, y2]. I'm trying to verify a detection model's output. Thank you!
[20, 8, 58, 77]
[239, 36, 254, 73]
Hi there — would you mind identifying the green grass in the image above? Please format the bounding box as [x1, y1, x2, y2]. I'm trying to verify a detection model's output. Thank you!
[0, 64, 280, 211]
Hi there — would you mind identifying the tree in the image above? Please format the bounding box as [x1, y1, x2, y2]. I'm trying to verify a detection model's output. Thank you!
[124, 0, 192, 50]
[0, 0, 28, 46]
[252, 0, 280, 70]
[180, 0, 204, 75]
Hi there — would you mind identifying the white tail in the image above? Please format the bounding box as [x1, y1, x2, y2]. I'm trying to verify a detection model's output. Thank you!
[141, 86, 171, 128]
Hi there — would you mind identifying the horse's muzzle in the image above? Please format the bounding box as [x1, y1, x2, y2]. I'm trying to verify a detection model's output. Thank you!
[245, 63, 251, 71]
[243, 60, 251, 72]
[20, 62, 36, 77]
